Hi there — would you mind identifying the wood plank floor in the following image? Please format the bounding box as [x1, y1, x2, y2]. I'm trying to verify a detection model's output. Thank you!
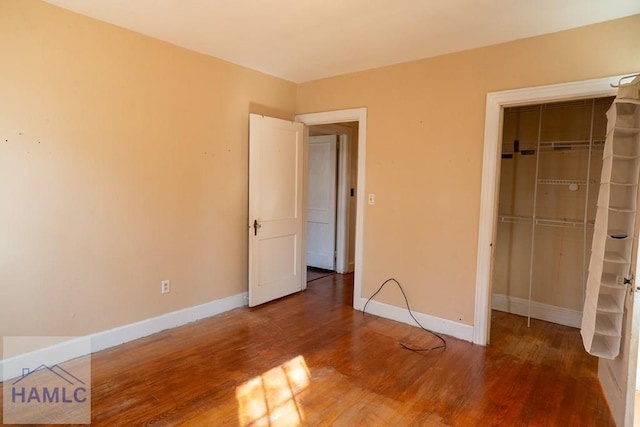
[306, 267, 335, 282]
[1, 273, 614, 426]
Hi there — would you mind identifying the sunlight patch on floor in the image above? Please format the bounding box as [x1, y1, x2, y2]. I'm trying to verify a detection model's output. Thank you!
[236, 355, 310, 426]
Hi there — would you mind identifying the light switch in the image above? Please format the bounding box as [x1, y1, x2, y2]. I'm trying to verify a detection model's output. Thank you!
[368, 193, 375, 205]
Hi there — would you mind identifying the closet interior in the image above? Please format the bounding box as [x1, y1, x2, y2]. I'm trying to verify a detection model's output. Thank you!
[493, 96, 615, 328]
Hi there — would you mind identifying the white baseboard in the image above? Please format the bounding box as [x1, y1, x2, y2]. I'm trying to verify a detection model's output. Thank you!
[492, 294, 582, 328]
[90, 292, 247, 352]
[1, 336, 92, 383]
[357, 298, 474, 342]
[1, 292, 247, 381]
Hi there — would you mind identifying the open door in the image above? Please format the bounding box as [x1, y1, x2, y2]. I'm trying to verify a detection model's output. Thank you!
[248, 114, 305, 307]
[307, 135, 338, 270]
[598, 258, 640, 427]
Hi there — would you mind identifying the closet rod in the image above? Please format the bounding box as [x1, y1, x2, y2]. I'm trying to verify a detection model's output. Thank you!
[537, 179, 594, 185]
[498, 214, 594, 228]
[536, 218, 590, 228]
[539, 139, 604, 147]
[506, 99, 610, 113]
[501, 140, 604, 152]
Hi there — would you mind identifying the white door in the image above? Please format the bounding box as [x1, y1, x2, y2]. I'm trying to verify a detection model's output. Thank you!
[248, 114, 305, 307]
[600, 263, 639, 427]
[307, 135, 337, 270]
[600, 250, 640, 427]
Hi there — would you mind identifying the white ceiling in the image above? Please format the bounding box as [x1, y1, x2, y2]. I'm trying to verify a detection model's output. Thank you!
[44, 0, 640, 83]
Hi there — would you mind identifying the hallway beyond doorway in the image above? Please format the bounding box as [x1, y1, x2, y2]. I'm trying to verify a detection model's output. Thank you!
[307, 266, 335, 282]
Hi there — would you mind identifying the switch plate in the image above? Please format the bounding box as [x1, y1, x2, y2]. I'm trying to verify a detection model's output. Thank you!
[161, 280, 171, 294]
[368, 193, 375, 205]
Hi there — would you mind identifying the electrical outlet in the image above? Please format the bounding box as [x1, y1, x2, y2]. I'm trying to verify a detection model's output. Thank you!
[161, 280, 171, 294]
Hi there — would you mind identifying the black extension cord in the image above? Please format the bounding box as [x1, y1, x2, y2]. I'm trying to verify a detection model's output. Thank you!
[362, 278, 447, 352]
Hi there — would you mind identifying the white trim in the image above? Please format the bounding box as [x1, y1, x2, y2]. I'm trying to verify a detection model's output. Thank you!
[92, 292, 247, 351]
[1, 292, 247, 381]
[599, 361, 625, 427]
[474, 75, 624, 345]
[2, 336, 91, 382]
[336, 133, 351, 274]
[360, 298, 474, 342]
[302, 125, 309, 290]
[492, 294, 582, 328]
[296, 108, 367, 310]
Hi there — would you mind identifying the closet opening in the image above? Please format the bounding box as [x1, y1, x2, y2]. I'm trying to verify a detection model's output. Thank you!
[492, 96, 616, 330]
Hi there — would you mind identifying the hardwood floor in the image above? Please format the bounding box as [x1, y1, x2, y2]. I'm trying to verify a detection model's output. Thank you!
[306, 267, 335, 282]
[1, 273, 614, 426]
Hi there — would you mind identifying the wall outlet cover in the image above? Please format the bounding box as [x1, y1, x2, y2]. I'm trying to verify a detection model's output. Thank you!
[161, 280, 171, 294]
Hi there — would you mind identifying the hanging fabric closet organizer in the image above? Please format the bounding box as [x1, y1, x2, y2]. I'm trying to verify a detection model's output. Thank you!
[581, 75, 640, 359]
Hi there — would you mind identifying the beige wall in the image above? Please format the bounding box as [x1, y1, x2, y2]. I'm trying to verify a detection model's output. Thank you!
[297, 15, 640, 325]
[0, 0, 296, 350]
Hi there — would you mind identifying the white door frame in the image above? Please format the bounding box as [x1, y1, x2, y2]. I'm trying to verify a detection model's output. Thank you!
[336, 133, 351, 274]
[473, 75, 624, 345]
[296, 108, 367, 309]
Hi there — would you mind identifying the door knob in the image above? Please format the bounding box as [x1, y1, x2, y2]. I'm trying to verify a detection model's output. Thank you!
[253, 219, 262, 236]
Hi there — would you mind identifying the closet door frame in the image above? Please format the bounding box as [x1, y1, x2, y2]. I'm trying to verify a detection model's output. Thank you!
[474, 75, 624, 346]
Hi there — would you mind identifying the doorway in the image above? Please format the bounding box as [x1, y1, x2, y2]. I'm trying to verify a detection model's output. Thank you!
[296, 108, 367, 309]
[307, 123, 358, 277]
